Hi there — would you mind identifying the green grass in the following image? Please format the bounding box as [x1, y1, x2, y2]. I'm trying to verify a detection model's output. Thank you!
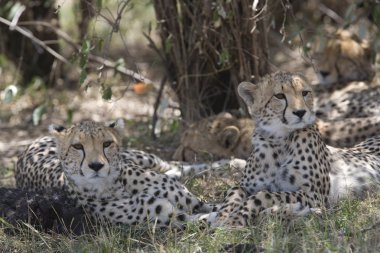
[1, 176, 380, 253]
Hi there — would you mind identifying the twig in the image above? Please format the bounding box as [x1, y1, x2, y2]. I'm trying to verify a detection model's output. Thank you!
[0, 16, 68, 64]
[143, 32, 166, 66]
[151, 76, 167, 140]
[89, 54, 154, 85]
[318, 3, 344, 24]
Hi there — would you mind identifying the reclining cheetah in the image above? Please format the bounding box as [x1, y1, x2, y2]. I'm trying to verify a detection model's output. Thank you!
[174, 112, 380, 162]
[172, 112, 254, 162]
[15, 119, 216, 227]
[211, 71, 380, 227]
[315, 29, 374, 86]
[314, 29, 380, 120]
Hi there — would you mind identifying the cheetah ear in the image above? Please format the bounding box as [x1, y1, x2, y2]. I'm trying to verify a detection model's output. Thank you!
[361, 40, 373, 61]
[107, 118, 125, 135]
[48, 124, 67, 137]
[218, 126, 240, 149]
[238, 82, 257, 107]
[238, 81, 258, 115]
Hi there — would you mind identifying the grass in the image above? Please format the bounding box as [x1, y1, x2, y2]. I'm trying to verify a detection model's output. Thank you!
[2, 1, 379, 251]
[1, 117, 379, 252]
[1, 175, 380, 253]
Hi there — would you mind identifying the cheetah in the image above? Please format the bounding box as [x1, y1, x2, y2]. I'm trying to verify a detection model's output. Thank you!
[315, 29, 374, 86]
[211, 71, 380, 227]
[174, 112, 380, 163]
[15, 119, 216, 227]
[172, 112, 254, 162]
[313, 29, 380, 120]
[315, 86, 380, 120]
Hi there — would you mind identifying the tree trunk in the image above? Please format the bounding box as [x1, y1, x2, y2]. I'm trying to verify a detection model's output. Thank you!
[0, 0, 59, 86]
[152, 0, 270, 122]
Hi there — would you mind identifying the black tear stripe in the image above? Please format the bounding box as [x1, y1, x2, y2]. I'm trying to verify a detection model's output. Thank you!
[103, 146, 111, 175]
[79, 149, 85, 176]
[264, 98, 272, 108]
[282, 85, 288, 124]
[334, 61, 341, 80]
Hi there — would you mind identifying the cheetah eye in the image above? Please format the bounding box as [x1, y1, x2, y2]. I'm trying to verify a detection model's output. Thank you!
[274, 93, 286, 99]
[302, 91, 311, 96]
[72, 143, 84, 150]
[103, 141, 113, 148]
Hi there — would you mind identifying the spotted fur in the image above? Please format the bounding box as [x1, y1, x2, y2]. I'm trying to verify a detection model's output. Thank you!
[211, 71, 380, 227]
[316, 29, 374, 86]
[15, 120, 215, 227]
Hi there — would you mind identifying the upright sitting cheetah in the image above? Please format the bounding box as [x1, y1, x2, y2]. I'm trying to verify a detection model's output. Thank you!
[15, 120, 215, 227]
[212, 71, 380, 227]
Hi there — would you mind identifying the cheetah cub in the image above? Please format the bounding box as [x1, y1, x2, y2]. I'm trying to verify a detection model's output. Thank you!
[212, 71, 380, 227]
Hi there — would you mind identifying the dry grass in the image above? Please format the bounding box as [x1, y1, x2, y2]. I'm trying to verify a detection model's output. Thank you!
[1, 171, 380, 253]
[1, 91, 379, 252]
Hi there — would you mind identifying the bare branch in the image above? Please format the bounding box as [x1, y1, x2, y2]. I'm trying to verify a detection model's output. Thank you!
[318, 3, 344, 24]
[151, 77, 167, 140]
[0, 16, 69, 64]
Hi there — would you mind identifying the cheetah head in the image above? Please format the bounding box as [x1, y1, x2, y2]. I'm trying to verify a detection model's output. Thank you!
[172, 112, 254, 161]
[49, 119, 124, 190]
[238, 71, 315, 137]
[316, 29, 374, 86]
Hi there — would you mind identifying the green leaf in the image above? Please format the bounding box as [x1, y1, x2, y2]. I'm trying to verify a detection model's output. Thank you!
[7, 2, 24, 20]
[33, 104, 47, 126]
[79, 40, 91, 68]
[2, 85, 17, 103]
[102, 86, 112, 100]
[3, 89, 14, 103]
[115, 58, 126, 70]
[216, 4, 226, 19]
[343, 4, 356, 26]
[79, 69, 87, 85]
[96, 0, 102, 10]
[218, 49, 230, 67]
[372, 5, 380, 27]
[97, 38, 104, 51]
[164, 35, 173, 53]
[66, 109, 74, 125]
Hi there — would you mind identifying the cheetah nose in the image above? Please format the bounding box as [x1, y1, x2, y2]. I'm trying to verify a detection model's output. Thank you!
[319, 71, 330, 78]
[293, 110, 306, 119]
[88, 162, 104, 172]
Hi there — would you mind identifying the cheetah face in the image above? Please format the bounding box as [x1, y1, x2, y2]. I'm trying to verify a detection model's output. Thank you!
[316, 29, 374, 86]
[173, 113, 248, 162]
[238, 72, 316, 137]
[49, 119, 124, 189]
